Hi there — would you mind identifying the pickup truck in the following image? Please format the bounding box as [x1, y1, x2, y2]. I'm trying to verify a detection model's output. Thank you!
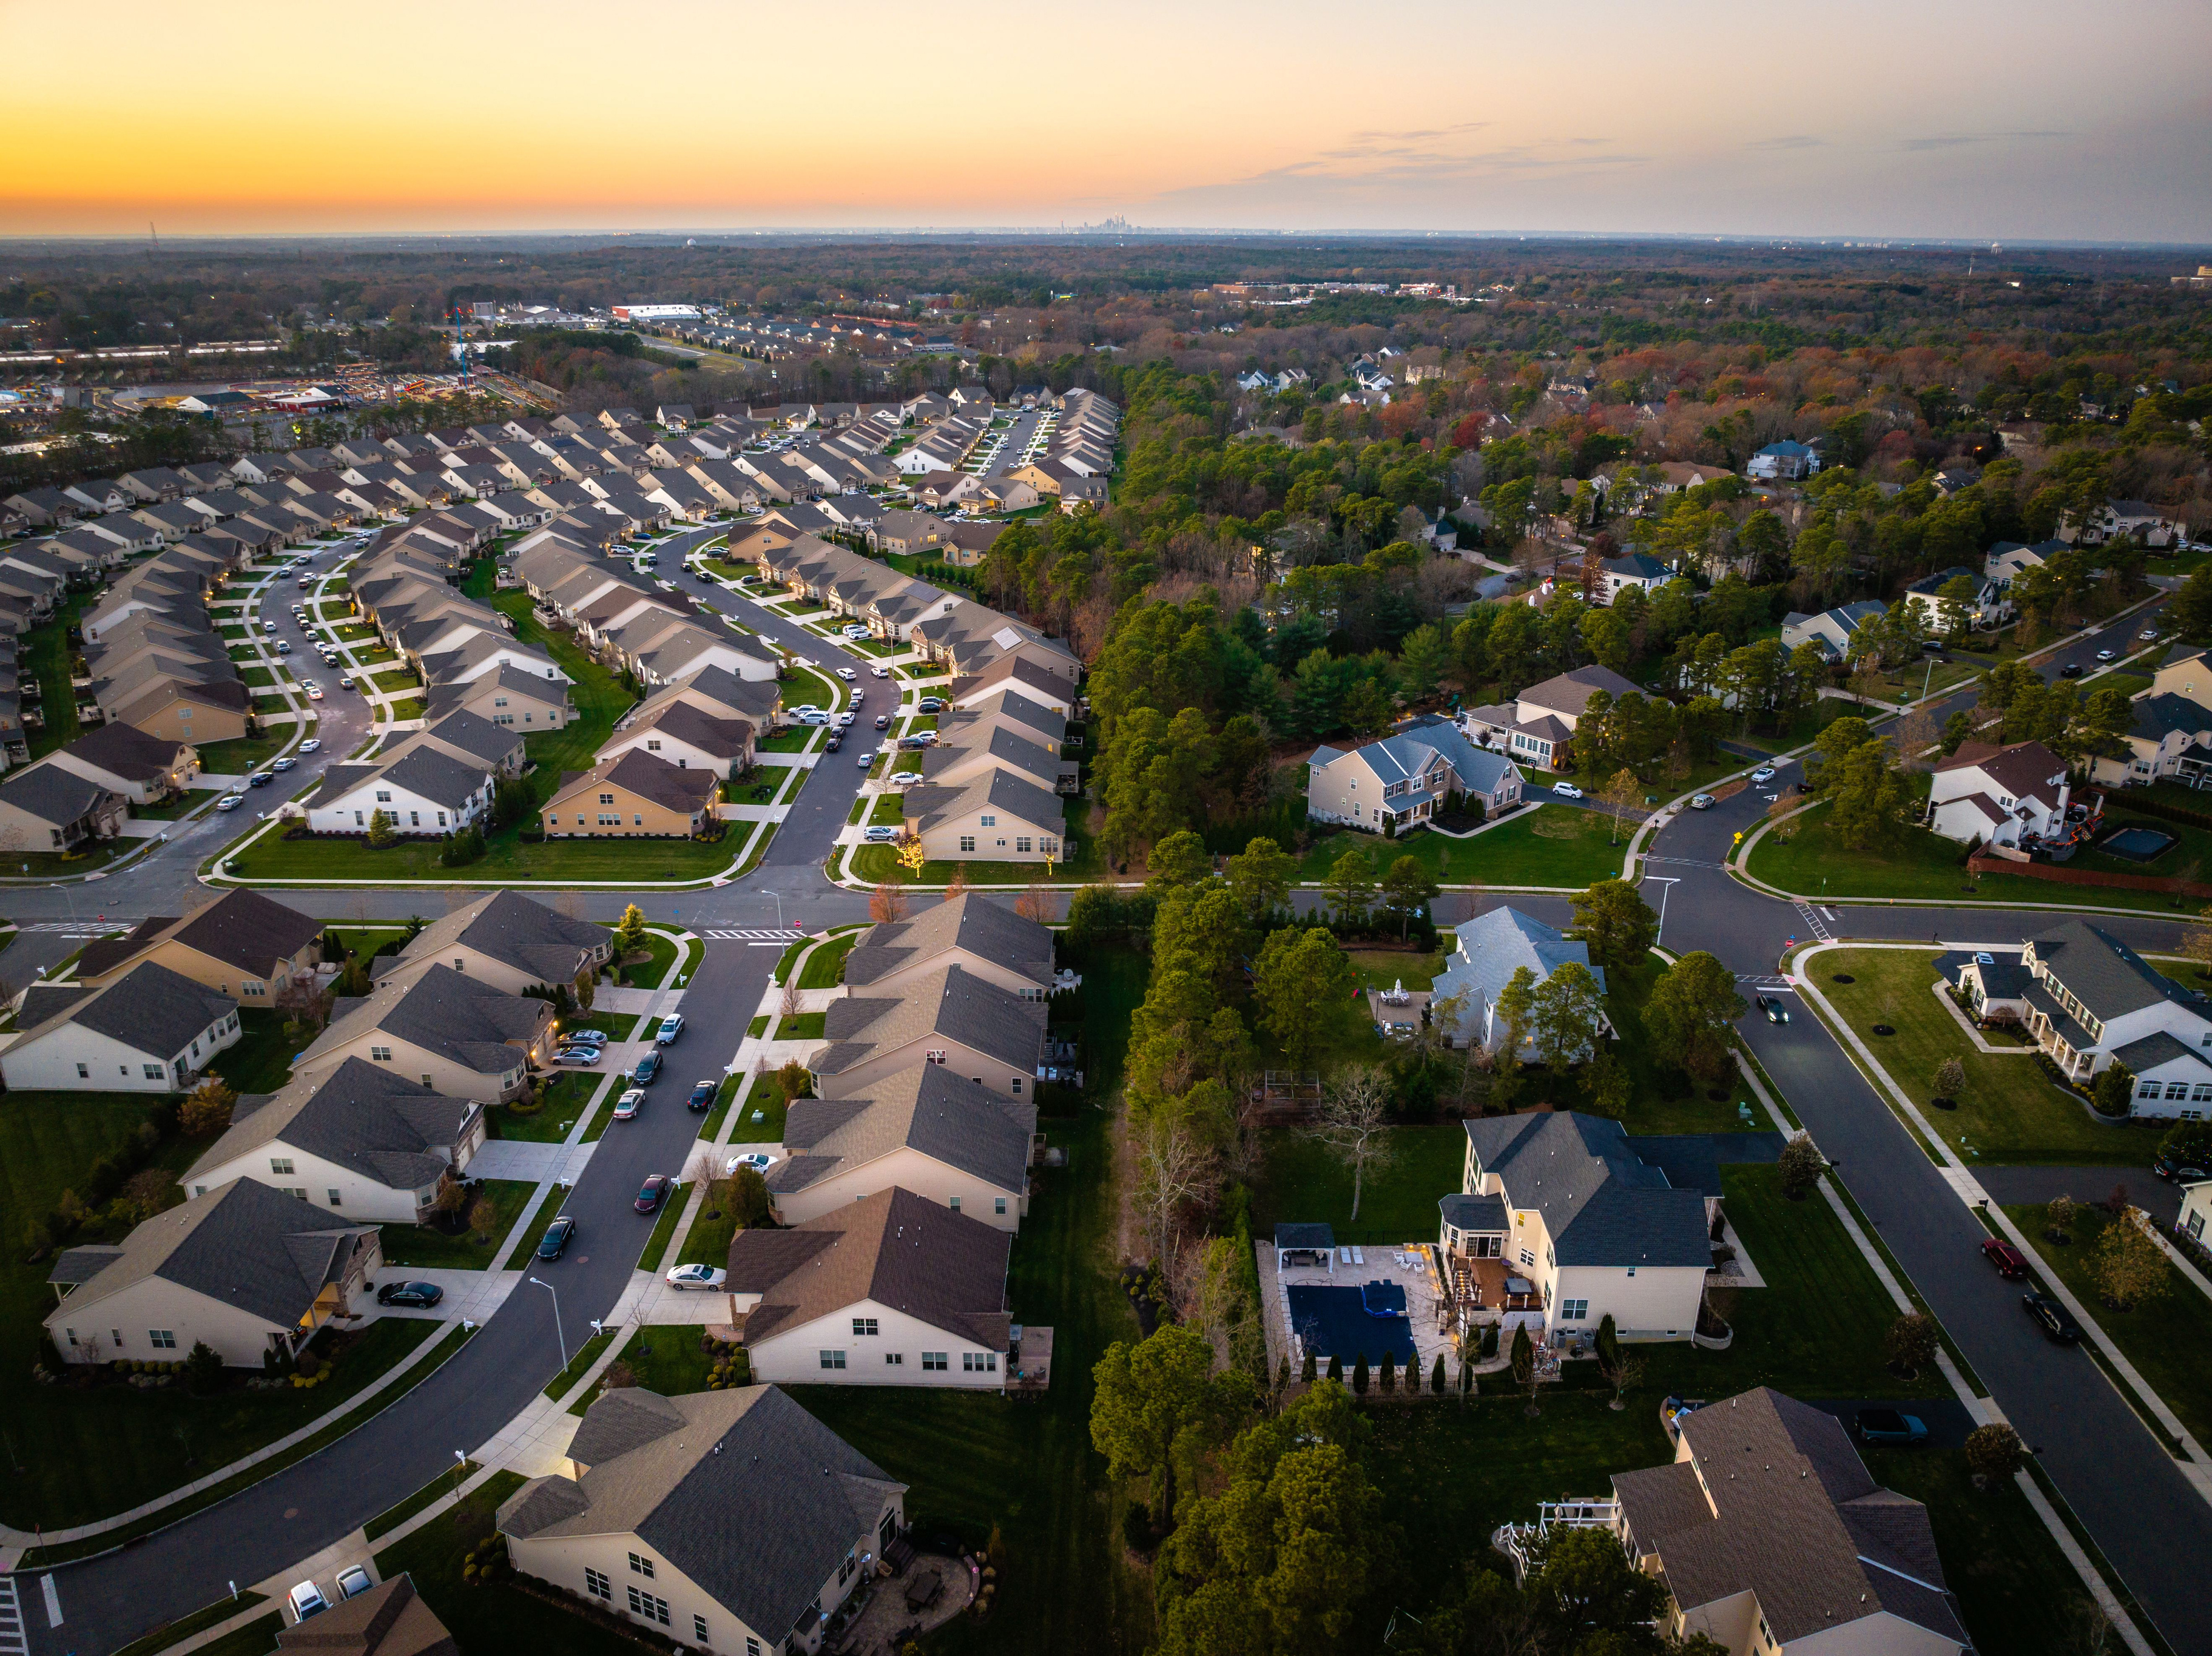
[1855, 1407, 1929, 1446]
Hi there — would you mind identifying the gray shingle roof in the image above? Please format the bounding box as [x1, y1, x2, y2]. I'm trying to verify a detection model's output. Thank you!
[0, 762, 117, 828]
[2029, 919, 2207, 1024]
[1460, 1111, 1708, 1268]
[185, 1056, 476, 1196]
[1431, 907, 1605, 1045]
[769, 1063, 1035, 1197]
[816, 964, 1045, 1081]
[842, 894, 1053, 991]
[389, 890, 610, 989]
[85, 887, 322, 983]
[14, 960, 234, 1062]
[301, 964, 546, 1082]
[2109, 1029, 2207, 1076]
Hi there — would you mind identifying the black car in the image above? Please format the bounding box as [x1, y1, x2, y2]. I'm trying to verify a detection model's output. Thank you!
[2156, 1148, 2210, 1183]
[825, 732, 843, 752]
[1756, 993, 1790, 1025]
[375, 1281, 445, 1309]
[635, 1174, 672, 1214]
[536, 1215, 577, 1261]
[687, 1080, 716, 1112]
[2022, 1291, 2082, 1343]
[2059, 662, 2085, 679]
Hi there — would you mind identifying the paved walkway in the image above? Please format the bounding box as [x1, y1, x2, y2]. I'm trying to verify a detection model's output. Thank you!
[466, 1140, 598, 1185]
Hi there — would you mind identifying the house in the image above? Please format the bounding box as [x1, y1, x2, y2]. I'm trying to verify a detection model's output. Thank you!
[1926, 739, 2070, 848]
[812, 964, 1047, 1103]
[1600, 1388, 1966, 1653]
[42, 1179, 380, 1370]
[1594, 553, 1672, 604]
[0, 762, 128, 855]
[2, 961, 241, 1092]
[541, 749, 718, 838]
[2181, 1180, 2210, 1248]
[598, 695, 755, 777]
[301, 714, 514, 838]
[1431, 906, 1609, 1054]
[500, 1385, 904, 1654]
[1307, 715, 1523, 831]
[767, 1062, 1035, 1230]
[272, 1573, 455, 1656]
[919, 722, 1077, 796]
[2088, 692, 2212, 789]
[181, 1057, 487, 1222]
[1438, 1111, 1710, 1347]
[943, 653, 1082, 721]
[1461, 665, 1643, 772]
[2017, 920, 2212, 1110]
[29, 720, 197, 806]
[1954, 953, 2032, 1025]
[373, 890, 612, 998]
[900, 767, 1067, 864]
[2075, 499, 2187, 548]
[1903, 565, 2009, 633]
[842, 892, 1058, 1001]
[1745, 440, 1821, 481]
[420, 664, 574, 733]
[1779, 601, 1887, 662]
[727, 1188, 1013, 1387]
[76, 886, 323, 1001]
[294, 964, 553, 1100]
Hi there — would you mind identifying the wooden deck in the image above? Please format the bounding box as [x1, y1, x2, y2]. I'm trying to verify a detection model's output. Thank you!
[1008, 1325, 1053, 1395]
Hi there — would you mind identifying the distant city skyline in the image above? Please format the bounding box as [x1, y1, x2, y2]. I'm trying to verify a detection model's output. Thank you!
[5, 0, 2207, 241]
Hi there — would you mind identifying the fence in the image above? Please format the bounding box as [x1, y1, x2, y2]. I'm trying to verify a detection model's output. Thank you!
[1966, 851, 2212, 900]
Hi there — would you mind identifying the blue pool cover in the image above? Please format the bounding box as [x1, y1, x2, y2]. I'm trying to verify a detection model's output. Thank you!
[2101, 826, 2176, 862]
[1287, 1281, 1415, 1365]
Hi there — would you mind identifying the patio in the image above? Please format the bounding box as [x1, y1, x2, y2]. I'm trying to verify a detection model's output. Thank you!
[1256, 1241, 1459, 1384]
[823, 1547, 977, 1656]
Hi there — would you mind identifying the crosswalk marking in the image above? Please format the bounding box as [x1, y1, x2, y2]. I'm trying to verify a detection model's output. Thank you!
[17, 919, 142, 934]
[1793, 903, 1833, 942]
[1643, 856, 1727, 871]
[0, 1575, 27, 1655]
[39, 1573, 59, 1629]
[702, 928, 806, 941]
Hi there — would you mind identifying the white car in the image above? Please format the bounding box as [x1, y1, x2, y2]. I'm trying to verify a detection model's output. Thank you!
[666, 1262, 728, 1291]
[336, 1567, 374, 1601]
[871, 665, 890, 678]
[272, 756, 296, 772]
[889, 770, 922, 787]
[215, 793, 246, 811]
[1750, 766, 1776, 783]
[837, 711, 857, 726]
[306, 687, 323, 701]
[1688, 793, 1716, 810]
[287, 1583, 329, 1624]
[726, 1151, 778, 1176]
[863, 825, 897, 842]
[299, 738, 321, 753]
[834, 667, 858, 681]
[2141, 628, 2160, 641]
[613, 1088, 646, 1120]
[2096, 648, 2116, 663]
[1552, 782, 1583, 799]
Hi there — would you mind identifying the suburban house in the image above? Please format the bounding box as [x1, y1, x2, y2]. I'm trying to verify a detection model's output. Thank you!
[421, 664, 574, 732]
[2088, 692, 2212, 789]
[0, 763, 128, 855]
[42, 1178, 381, 1369]
[945, 654, 1082, 721]
[1779, 602, 1887, 662]
[899, 767, 1065, 864]
[1307, 714, 1524, 830]
[272, 1574, 455, 1656]
[2, 962, 241, 1092]
[1903, 565, 2009, 633]
[596, 697, 755, 776]
[1985, 537, 2068, 587]
[841, 894, 1059, 1001]
[812, 965, 1047, 1103]
[1605, 1387, 1966, 1652]
[2181, 1180, 2210, 1248]
[767, 1063, 1036, 1230]
[32, 721, 197, 806]
[2017, 920, 2212, 1112]
[1462, 665, 1643, 772]
[294, 964, 553, 1100]
[301, 713, 518, 838]
[1439, 1111, 1711, 1347]
[1745, 440, 1821, 480]
[376, 890, 612, 997]
[1430, 907, 1610, 1054]
[1595, 553, 1673, 604]
[500, 1385, 904, 1655]
[1926, 739, 2071, 848]
[541, 749, 718, 838]
[76, 887, 323, 1001]
[181, 1057, 488, 1222]
[1954, 952, 2034, 1025]
[726, 1188, 1014, 1387]
[2074, 499, 2187, 548]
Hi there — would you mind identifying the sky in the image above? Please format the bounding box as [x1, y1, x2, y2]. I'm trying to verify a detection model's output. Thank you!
[4, 0, 2210, 241]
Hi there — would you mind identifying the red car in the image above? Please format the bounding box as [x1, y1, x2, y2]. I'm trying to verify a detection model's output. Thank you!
[635, 1174, 672, 1214]
[1980, 1237, 2028, 1279]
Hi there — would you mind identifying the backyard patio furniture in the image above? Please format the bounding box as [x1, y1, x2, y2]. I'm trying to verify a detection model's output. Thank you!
[906, 1569, 944, 1612]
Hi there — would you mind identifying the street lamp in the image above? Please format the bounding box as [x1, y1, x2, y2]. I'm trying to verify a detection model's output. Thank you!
[527, 1276, 568, 1372]
[757, 887, 784, 928]
[1642, 875, 1682, 948]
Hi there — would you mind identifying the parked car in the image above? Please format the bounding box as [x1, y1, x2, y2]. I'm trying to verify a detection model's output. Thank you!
[306, 687, 323, 700]
[249, 770, 275, 787]
[215, 793, 245, 811]
[340, 675, 355, 689]
[2059, 662, 2084, 678]
[889, 770, 922, 787]
[860, 751, 875, 768]
[635, 1174, 672, 1214]
[633, 1050, 663, 1085]
[1552, 782, 1583, 799]
[917, 696, 943, 713]
[561, 1027, 608, 1048]
[336, 1566, 374, 1601]
[1855, 1407, 1929, 1446]
[375, 1281, 445, 1308]
[272, 756, 296, 772]
[299, 738, 321, 753]
[613, 1087, 646, 1120]
[825, 732, 843, 752]
[666, 1262, 727, 1291]
[1980, 1238, 2029, 1278]
[656, 1014, 684, 1045]
[835, 666, 858, 681]
[1688, 793, 1715, 809]
[274, 640, 292, 655]
[2155, 1145, 2210, 1182]
[2096, 648, 2116, 663]
[1750, 766, 1776, 783]
[287, 1583, 329, 1624]
[552, 1045, 599, 1066]
[1756, 993, 1790, 1025]
[863, 825, 897, 842]
[2022, 1291, 2082, 1343]
[871, 665, 890, 678]
[687, 1080, 716, 1111]
[726, 1151, 778, 1175]
[537, 1216, 577, 1259]
[875, 713, 891, 729]
[2141, 628, 2161, 642]
[798, 710, 829, 725]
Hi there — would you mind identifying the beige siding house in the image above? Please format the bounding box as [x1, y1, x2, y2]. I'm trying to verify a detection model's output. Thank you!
[767, 1063, 1035, 1230]
[812, 964, 1046, 1103]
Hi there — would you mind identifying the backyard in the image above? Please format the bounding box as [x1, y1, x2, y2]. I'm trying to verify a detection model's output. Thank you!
[1298, 803, 1628, 889]
[377, 1179, 539, 1269]
[1812, 947, 2161, 1164]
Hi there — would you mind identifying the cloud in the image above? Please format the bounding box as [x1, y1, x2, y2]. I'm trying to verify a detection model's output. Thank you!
[1900, 130, 2071, 150]
[1150, 127, 1650, 206]
[1748, 135, 1824, 150]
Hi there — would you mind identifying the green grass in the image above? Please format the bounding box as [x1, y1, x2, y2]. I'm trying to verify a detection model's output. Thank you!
[565, 1324, 721, 1415]
[620, 929, 678, 988]
[782, 664, 838, 712]
[674, 933, 703, 986]
[2008, 1203, 2212, 1449]
[795, 1108, 1147, 1655]
[132, 788, 223, 821]
[377, 1178, 538, 1269]
[847, 795, 1101, 885]
[1250, 1122, 1467, 1245]
[1346, 947, 1446, 993]
[542, 1329, 618, 1402]
[503, 1185, 565, 1271]
[192, 733, 290, 775]
[757, 726, 816, 753]
[698, 1072, 743, 1140]
[769, 934, 810, 984]
[497, 1072, 603, 1142]
[1300, 804, 1627, 889]
[676, 1191, 741, 1269]
[2072, 807, 2212, 885]
[797, 932, 858, 989]
[111, 1592, 270, 1656]
[186, 1613, 281, 1656]
[373, 1470, 645, 1656]
[867, 790, 905, 826]
[774, 1011, 824, 1040]
[22, 590, 99, 759]
[370, 667, 420, 692]
[362, 1459, 481, 1541]
[636, 1185, 687, 1273]
[1816, 949, 2159, 1164]
[204, 1008, 297, 1095]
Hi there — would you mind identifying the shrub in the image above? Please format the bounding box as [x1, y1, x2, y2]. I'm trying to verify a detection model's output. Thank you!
[183, 1340, 223, 1396]
[180, 1076, 238, 1139]
[2045, 1194, 2077, 1241]
[1778, 1131, 1826, 1199]
[1884, 1313, 1938, 1375]
[2089, 1062, 2135, 1119]
[364, 807, 397, 849]
[1964, 1422, 2026, 1483]
[1351, 1353, 1369, 1396]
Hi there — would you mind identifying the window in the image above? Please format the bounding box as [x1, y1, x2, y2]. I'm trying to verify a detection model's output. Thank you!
[76, 1063, 89, 1079]
[1627, 1265, 1637, 1278]
[2141, 1079, 2164, 1098]
[371, 1046, 393, 1062]
[852, 1318, 878, 1337]
[747, 1640, 763, 1656]
[647, 739, 661, 751]
[1519, 1248, 1535, 1268]
[585, 1568, 611, 1601]
[270, 1158, 295, 1176]
[2169, 1081, 2193, 1100]
[694, 1614, 710, 1644]
[2190, 1210, 2206, 1241]
[922, 1352, 948, 1371]
[963, 1351, 998, 1373]
[143, 1063, 165, 1080]
[995, 1196, 1007, 1216]
[327, 1190, 342, 1207]
[980, 813, 996, 827]
[1010, 1077, 1022, 1094]
[598, 793, 615, 806]
[1016, 836, 1033, 853]
[626, 1587, 670, 1626]
[1559, 1299, 1588, 1321]
[925, 1049, 946, 1065]
[149, 1330, 176, 1349]
[1040, 837, 1059, 856]
[598, 813, 619, 826]
[374, 790, 391, 803]
[820, 1350, 846, 1370]
[627, 1552, 653, 1578]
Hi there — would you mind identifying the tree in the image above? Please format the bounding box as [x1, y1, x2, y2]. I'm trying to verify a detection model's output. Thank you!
[614, 903, 650, 960]
[1147, 829, 1212, 892]
[1351, 1351, 1369, 1396]
[2045, 1193, 2079, 1240]
[1252, 928, 1363, 1068]
[1135, 1104, 1224, 1283]
[1225, 836, 1297, 921]
[2090, 1213, 2168, 1310]
[1934, 1057, 1966, 1101]
[1430, 1353, 1446, 1395]
[179, 1076, 237, 1139]
[1509, 1322, 1535, 1407]
[1528, 961, 1605, 1072]
[1378, 855, 1441, 941]
[1777, 1131, 1826, 1199]
[183, 1339, 224, 1396]
[468, 1191, 498, 1241]
[364, 807, 397, 848]
[1090, 1324, 1218, 1521]
[1608, 1350, 1644, 1412]
[1594, 1313, 1620, 1375]
[1014, 883, 1053, 924]
[1964, 1422, 2027, 1484]
[895, 834, 927, 878]
[727, 1165, 772, 1228]
[1645, 951, 1746, 1083]
[1571, 879, 1659, 973]
[2091, 1062, 2135, 1118]
[868, 881, 909, 924]
[1884, 1313, 1939, 1376]
[1326, 848, 1375, 928]
[1300, 1066, 1397, 1222]
[1597, 767, 1640, 845]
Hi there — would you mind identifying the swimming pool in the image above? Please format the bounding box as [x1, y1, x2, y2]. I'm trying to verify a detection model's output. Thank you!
[2100, 826, 2177, 862]
[1285, 1281, 1416, 1365]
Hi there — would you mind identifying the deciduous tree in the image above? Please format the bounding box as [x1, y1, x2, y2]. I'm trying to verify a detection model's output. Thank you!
[2090, 1213, 2168, 1311]
[1300, 1065, 1397, 1222]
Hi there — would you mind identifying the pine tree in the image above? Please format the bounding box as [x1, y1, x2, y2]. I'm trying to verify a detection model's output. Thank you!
[1301, 1349, 1317, 1384]
[1431, 1353, 1447, 1395]
[1351, 1352, 1370, 1396]
[1326, 1354, 1342, 1383]
[1378, 1351, 1397, 1394]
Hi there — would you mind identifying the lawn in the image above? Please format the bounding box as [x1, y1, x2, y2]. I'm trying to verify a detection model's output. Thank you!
[502, 1185, 564, 1271]
[111, 1593, 271, 1656]
[783, 664, 839, 712]
[772, 1011, 825, 1040]
[757, 726, 818, 754]
[636, 1186, 688, 1273]
[1299, 804, 1626, 889]
[373, 1470, 649, 1656]
[377, 1178, 538, 1270]
[132, 788, 223, 821]
[496, 1072, 604, 1142]
[846, 796, 1101, 886]
[22, 590, 99, 759]
[2008, 1203, 2212, 1450]
[370, 667, 420, 693]
[1814, 948, 2159, 1165]
[617, 929, 678, 989]
[1250, 1122, 1468, 1245]
[698, 1072, 744, 1140]
[193, 733, 291, 775]
[867, 790, 905, 826]
[363, 1459, 481, 1541]
[797, 932, 859, 989]
[1347, 947, 1446, 994]
[2071, 807, 2212, 886]
[542, 1329, 619, 1402]
[204, 1008, 299, 1095]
